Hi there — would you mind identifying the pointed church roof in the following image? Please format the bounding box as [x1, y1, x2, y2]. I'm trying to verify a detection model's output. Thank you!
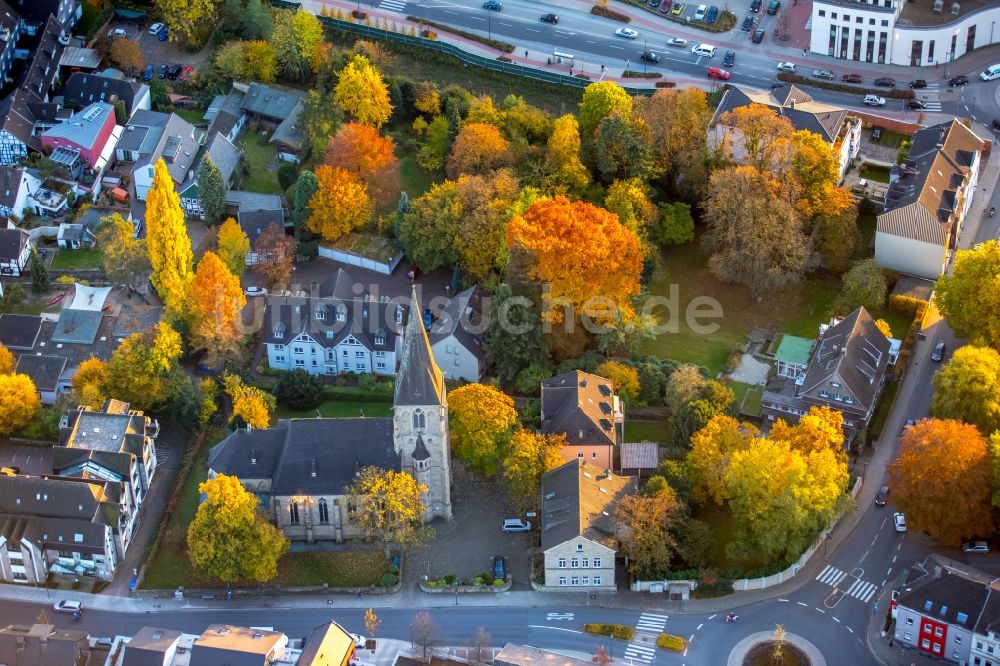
[412, 434, 431, 461]
[394, 286, 446, 407]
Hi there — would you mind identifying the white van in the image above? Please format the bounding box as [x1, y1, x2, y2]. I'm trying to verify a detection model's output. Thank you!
[691, 44, 716, 57]
[980, 64, 1000, 81]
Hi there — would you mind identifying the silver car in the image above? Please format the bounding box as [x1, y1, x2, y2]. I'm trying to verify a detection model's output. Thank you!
[502, 518, 531, 532]
[812, 69, 834, 80]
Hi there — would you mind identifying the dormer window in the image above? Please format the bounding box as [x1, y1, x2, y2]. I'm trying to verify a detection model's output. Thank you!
[315, 308, 325, 320]
[830, 381, 841, 388]
[337, 305, 347, 322]
[375, 335, 385, 345]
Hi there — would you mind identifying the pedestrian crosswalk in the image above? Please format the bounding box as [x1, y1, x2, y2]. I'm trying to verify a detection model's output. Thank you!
[635, 612, 669, 634]
[816, 565, 879, 602]
[917, 100, 942, 111]
[624, 642, 657, 664]
[378, 0, 407, 10]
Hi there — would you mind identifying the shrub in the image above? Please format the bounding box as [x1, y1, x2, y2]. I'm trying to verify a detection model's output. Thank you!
[378, 573, 398, 587]
[656, 634, 687, 651]
[591, 5, 631, 22]
[583, 624, 634, 640]
[442, 574, 457, 586]
[492, 578, 506, 587]
[277, 162, 299, 190]
[273, 368, 325, 411]
[622, 71, 663, 79]
[406, 17, 515, 52]
[655, 81, 677, 88]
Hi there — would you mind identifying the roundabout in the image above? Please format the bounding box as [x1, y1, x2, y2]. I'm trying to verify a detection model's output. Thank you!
[727, 630, 827, 666]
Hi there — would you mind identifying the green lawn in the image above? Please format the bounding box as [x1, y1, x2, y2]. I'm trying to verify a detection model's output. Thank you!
[858, 212, 877, 254]
[273, 400, 394, 421]
[172, 108, 206, 125]
[867, 380, 899, 445]
[236, 130, 280, 194]
[862, 164, 892, 183]
[881, 309, 913, 341]
[271, 551, 389, 588]
[728, 380, 764, 418]
[397, 149, 435, 200]
[624, 419, 669, 443]
[50, 249, 104, 270]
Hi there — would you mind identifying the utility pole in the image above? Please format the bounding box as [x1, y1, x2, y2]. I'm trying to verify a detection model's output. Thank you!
[643, 40, 648, 74]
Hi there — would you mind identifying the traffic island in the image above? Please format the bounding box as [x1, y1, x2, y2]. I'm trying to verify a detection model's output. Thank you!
[727, 631, 826, 666]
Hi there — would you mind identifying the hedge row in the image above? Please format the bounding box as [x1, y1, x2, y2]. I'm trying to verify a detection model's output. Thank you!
[657, 633, 687, 651]
[776, 72, 916, 100]
[591, 5, 631, 22]
[584, 624, 635, 640]
[405, 16, 516, 53]
[623, 70, 663, 79]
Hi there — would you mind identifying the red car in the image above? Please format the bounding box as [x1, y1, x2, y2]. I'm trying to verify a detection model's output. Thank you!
[660, 0, 672, 10]
[707, 66, 730, 80]
[841, 73, 864, 83]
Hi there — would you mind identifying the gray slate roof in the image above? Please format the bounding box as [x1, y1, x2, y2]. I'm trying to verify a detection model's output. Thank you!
[202, 131, 241, 184]
[40, 101, 115, 150]
[207, 427, 287, 481]
[239, 209, 283, 245]
[240, 83, 306, 122]
[0, 227, 28, 263]
[53, 446, 134, 480]
[897, 556, 992, 632]
[428, 286, 485, 360]
[394, 286, 446, 407]
[0, 624, 92, 666]
[208, 109, 241, 138]
[263, 292, 403, 354]
[225, 190, 282, 212]
[0, 313, 42, 350]
[51, 308, 104, 344]
[117, 110, 169, 154]
[15, 353, 67, 391]
[541, 371, 618, 447]
[134, 112, 199, 186]
[122, 626, 183, 666]
[61, 406, 147, 456]
[540, 459, 636, 551]
[713, 85, 849, 144]
[60, 71, 146, 117]
[0, 167, 27, 212]
[112, 304, 163, 338]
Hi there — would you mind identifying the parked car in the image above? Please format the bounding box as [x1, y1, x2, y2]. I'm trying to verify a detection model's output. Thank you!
[931, 341, 946, 362]
[180, 65, 194, 81]
[245, 286, 268, 297]
[963, 541, 990, 554]
[908, 79, 927, 89]
[864, 94, 886, 106]
[660, 0, 674, 12]
[671, 3, 685, 15]
[167, 64, 182, 80]
[492, 555, 507, 580]
[875, 485, 889, 506]
[871, 126, 883, 142]
[53, 600, 82, 614]
[894, 513, 907, 533]
[694, 3, 707, 20]
[766, 0, 780, 13]
[907, 99, 927, 110]
[640, 51, 661, 63]
[723, 49, 735, 67]
[842, 73, 864, 83]
[422, 307, 433, 331]
[980, 63, 1000, 81]
[666, 37, 688, 47]
[142, 64, 154, 81]
[350, 633, 367, 648]
[482, 0, 502, 10]
[750, 0, 762, 11]
[741, 15, 754, 31]
[108, 28, 127, 38]
[949, 74, 970, 86]
[707, 66, 730, 80]
[157, 64, 169, 79]
[157, 25, 168, 41]
[705, 5, 719, 22]
[540, 13, 559, 23]
[874, 77, 896, 87]
[148, 21, 165, 35]
[502, 518, 531, 532]
[812, 68, 834, 80]
[650, 0, 661, 7]
[751, 29, 765, 43]
[615, 27, 639, 39]
[776, 61, 796, 72]
[691, 43, 716, 57]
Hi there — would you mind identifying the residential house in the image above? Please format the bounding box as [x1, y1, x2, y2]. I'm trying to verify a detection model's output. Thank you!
[58, 205, 116, 250]
[971, 591, 1000, 666]
[41, 101, 118, 174]
[297, 621, 357, 666]
[211, 288, 454, 537]
[263, 269, 402, 376]
[58, 46, 102, 72]
[619, 442, 659, 478]
[15, 353, 66, 404]
[227, 191, 284, 263]
[0, 15, 65, 165]
[0, 1, 22, 88]
[774, 335, 814, 380]
[0, 624, 95, 666]
[709, 84, 862, 179]
[128, 112, 200, 201]
[538, 459, 637, 591]
[894, 555, 999, 664]
[540, 370, 623, 470]
[58, 71, 150, 121]
[761, 307, 896, 441]
[495, 643, 594, 666]
[25, 183, 68, 219]
[10, 0, 81, 31]
[238, 83, 306, 163]
[0, 313, 41, 351]
[190, 625, 288, 666]
[177, 130, 241, 219]
[207, 109, 244, 144]
[0, 166, 41, 219]
[0, 224, 29, 275]
[121, 626, 183, 665]
[876, 120, 985, 279]
[428, 286, 485, 383]
[203, 90, 246, 141]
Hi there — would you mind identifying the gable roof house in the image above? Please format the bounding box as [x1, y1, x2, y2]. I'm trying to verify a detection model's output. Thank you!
[538, 459, 637, 591]
[762, 307, 895, 442]
[128, 111, 200, 202]
[0, 624, 94, 666]
[14, 353, 66, 404]
[0, 1, 23, 89]
[709, 85, 862, 178]
[428, 286, 485, 383]
[0, 166, 42, 219]
[875, 120, 985, 280]
[40, 101, 119, 180]
[177, 130, 241, 219]
[232, 192, 284, 264]
[58, 71, 150, 121]
[238, 83, 306, 163]
[0, 224, 29, 275]
[541, 371, 624, 471]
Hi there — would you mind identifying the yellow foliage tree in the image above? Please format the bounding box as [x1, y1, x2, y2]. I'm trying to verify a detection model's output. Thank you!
[346, 467, 430, 557]
[503, 430, 566, 510]
[334, 55, 393, 128]
[189, 251, 247, 364]
[223, 373, 275, 429]
[446, 123, 511, 179]
[244, 40, 277, 83]
[0, 374, 39, 435]
[145, 159, 193, 317]
[770, 406, 845, 458]
[595, 360, 640, 404]
[874, 318, 893, 338]
[103, 322, 183, 410]
[686, 415, 758, 505]
[448, 383, 520, 477]
[154, 0, 218, 44]
[217, 217, 250, 277]
[604, 178, 658, 237]
[0, 343, 14, 375]
[544, 114, 590, 195]
[306, 165, 373, 242]
[72, 356, 110, 409]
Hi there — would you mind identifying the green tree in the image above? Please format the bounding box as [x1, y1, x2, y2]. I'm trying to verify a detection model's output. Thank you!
[657, 201, 695, 245]
[187, 474, 289, 583]
[98, 213, 149, 291]
[578, 81, 633, 162]
[291, 170, 319, 235]
[835, 258, 887, 315]
[484, 283, 549, 387]
[502, 430, 565, 511]
[594, 114, 655, 183]
[242, 0, 273, 39]
[604, 178, 657, 237]
[416, 116, 450, 172]
[273, 368, 324, 411]
[931, 346, 1000, 435]
[934, 240, 1000, 348]
[665, 365, 734, 447]
[154, 0, 218, 44]
[397, 179, 461, 272]
[543, 114, 590, 195]
[29, 247, 49, 292]
[103, 322, 184, 412]
[198, 155, 226, 226]
[346, 467, 431, 557]
[449, 384, 520, 477]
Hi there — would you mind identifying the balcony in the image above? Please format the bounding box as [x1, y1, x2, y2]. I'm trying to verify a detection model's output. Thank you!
[30, 187, 68, 217]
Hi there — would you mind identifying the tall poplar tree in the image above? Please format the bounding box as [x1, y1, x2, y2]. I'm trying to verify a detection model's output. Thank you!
[198, 155, 226, 226]
[145, 159, 193, 317]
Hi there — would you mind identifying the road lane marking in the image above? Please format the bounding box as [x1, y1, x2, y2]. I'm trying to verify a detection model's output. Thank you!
[528, 625, 583, 634]
[815, 608, 826, 614]
[778, 599, 789, 602]
[847, 627, 854, 634]
[797, 602, 808, 607]
[892, 555, 897, 563]
[525, 27, 539, 32]
[833, 617, 841, 623]
[886, 568, 892, 576]
[708, 613, 718, 620]
[859, 549, 869, 562]
[546, 613, 574, 621]
[697, 623, 703, 630]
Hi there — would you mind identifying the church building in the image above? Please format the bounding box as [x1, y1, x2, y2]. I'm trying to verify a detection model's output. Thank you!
[207, 288, 452, 542]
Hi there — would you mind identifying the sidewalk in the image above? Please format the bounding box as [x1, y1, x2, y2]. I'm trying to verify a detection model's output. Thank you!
[866, 587, 943, 666]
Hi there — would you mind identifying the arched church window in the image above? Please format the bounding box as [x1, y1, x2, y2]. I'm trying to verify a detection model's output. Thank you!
[318, 499, 329, 524]
[413, 409, 426, 429]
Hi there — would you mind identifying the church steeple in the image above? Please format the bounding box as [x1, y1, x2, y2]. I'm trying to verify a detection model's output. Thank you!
[394, 286, 446, 407]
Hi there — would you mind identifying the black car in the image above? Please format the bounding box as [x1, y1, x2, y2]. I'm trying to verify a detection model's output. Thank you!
[751, 28, 765, 43]
[640, 51, 661, 63]
[931, 341, 946, 362]
[167, 64, 182, 80]
[908, 79, 927, 89]
[741, 15, 754, 31]
[949, 75, 970, 86]
[907, 99, 927, 110]
[992, 118, 1000, 131]
[874, 77, 896, 87]
[766, 0, 780, 13]
[157, 64, 169, 79]
[750, 0, 762, 11]
[492, 556, 507, 581]
[723, 49, 735, 67]
[875, 486, 889, 506]
[540, 13, 559, 23]
[871, 126, 883, 142]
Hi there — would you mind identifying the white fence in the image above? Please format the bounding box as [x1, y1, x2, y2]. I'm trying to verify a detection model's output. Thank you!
[317, 245, 404, 275]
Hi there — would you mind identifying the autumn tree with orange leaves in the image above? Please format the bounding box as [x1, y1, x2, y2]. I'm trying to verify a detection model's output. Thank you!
[446, 123, 512, 179]
[506, 196, 643, 324]
[253, 222, 297, 287]
[325, 122, 400, 208]
[188, 251, 247, 364]
[307, 165, 373, 242]
[888, 418, 993, 543]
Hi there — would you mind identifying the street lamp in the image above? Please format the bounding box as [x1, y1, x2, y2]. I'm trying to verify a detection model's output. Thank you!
[643, 40, 648, 75]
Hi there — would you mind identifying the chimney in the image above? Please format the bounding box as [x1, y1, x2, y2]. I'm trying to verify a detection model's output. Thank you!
[790, 99, 795, 110]
[309, 460, 317, 478]
[934, 566, 942, 579]
[250, 448, 257, 465]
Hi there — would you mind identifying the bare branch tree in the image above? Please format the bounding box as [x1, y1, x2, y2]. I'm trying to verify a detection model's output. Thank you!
[471, 626, 491, 663]
[412, 611, 437, 661]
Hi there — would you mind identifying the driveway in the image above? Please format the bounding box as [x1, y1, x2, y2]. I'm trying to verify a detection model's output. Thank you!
[405, 463, 535, 590]
[105, 19, 212, 68]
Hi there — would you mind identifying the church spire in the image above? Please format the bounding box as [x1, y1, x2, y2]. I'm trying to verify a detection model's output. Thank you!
[394, 285, 446, 407]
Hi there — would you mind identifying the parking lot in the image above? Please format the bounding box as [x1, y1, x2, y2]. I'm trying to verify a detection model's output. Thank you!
[105, 18, 211, 70]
